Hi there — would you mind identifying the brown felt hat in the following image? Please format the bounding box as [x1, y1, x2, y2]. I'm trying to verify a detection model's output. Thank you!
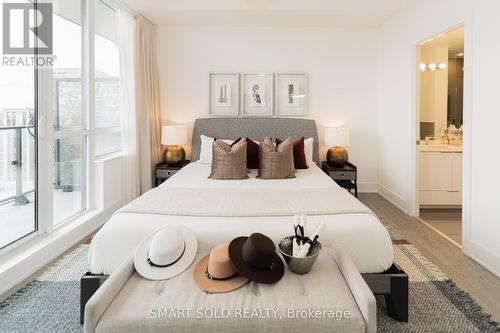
[193, 243, 249, 293]
[228, 233, 284, 284]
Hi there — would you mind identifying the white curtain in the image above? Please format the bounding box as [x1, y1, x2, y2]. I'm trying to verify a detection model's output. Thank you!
[117, 9, 140, 204]
[136, 18, 163, 193]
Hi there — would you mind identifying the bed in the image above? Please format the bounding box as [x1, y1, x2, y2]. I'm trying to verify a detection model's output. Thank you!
[89, 162, 393, 275]
[82, 117, 408, 324]
[88, 117, 393, 275]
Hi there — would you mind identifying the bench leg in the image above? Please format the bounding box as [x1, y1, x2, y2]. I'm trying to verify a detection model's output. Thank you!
[80, 272, 109, 325]
[385, 275, 408, 322]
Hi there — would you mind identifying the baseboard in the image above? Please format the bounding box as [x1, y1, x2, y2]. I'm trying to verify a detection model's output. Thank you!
[462, 240, 500, 279]
[377, 184, 409, 213]
[358, 182, 378, 193]
[0, 203, 119, 298]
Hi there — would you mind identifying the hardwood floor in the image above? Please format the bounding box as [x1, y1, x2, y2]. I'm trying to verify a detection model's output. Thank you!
[359, 193, 500, 322]
[420, 208, 462, 245]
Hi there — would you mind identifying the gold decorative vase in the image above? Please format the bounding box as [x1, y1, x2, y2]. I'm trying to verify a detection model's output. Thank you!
[164, 145, 185, 166]
[327, 146, 348, 165]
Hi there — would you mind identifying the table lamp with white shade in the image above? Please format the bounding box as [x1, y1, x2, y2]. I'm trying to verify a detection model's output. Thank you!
[161, 125, 187, 166]
[324, 127, 350, 165]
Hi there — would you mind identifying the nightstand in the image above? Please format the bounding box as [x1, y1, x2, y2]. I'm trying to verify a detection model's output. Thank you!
[155, 160, 190, 186]
[322, 161, 358, 197]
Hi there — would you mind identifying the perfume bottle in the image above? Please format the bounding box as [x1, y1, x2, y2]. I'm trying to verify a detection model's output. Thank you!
[439, 126, 447, 144]
[447, 124, 458, 144]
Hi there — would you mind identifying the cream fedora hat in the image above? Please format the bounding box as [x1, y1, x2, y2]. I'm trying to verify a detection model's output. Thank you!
[134, 226, 197, 280]
[193, 243, 249, 293]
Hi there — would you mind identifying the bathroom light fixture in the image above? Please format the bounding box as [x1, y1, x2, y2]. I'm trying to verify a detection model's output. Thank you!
[419, 62, 447, 72]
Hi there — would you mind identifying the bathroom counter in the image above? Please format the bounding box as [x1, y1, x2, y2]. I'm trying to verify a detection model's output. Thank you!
[419, 144, 463, 153]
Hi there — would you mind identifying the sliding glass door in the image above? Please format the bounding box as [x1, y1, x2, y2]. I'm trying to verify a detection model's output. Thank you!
[52, 0, 87, 226]
[0, 0, 88, 250]
[0, 0, 126, 251]
[0, 0, 38, 249]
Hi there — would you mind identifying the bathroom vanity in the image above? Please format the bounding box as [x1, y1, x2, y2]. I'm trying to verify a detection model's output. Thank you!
[419, 144, 462, 206]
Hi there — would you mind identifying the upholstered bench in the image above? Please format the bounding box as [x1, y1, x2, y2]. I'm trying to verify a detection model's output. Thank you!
[84, 244, 376, 333]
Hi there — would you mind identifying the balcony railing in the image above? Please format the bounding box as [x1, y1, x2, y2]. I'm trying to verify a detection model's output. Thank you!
[0, 125, 35, 205]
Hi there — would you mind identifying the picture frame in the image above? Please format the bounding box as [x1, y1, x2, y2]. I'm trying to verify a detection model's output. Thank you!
[275, 73, 307, 116]
[209, 73, 239, 116]
[241, 73, 273, 116]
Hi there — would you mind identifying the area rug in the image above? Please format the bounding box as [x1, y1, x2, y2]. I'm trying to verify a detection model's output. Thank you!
[0, 228, 499, 333]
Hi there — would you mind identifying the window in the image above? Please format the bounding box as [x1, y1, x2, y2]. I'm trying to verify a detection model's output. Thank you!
[1, 0, 130, 252]
[52, 0, 87, 226]
[94, 0, 122, 157]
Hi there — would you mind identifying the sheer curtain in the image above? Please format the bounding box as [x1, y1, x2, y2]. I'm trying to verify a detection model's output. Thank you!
[136, 18, 162, 193]
[117, 9, 139, 204]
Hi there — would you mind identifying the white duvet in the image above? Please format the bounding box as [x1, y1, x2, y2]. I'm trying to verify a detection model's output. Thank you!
[89, 163, 393, 275]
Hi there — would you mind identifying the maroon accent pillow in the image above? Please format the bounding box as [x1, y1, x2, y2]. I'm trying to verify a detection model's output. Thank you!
[276, 137, 308, 169]
[230, 137, 242, 147]
[216, 137, 259, 169]
[245, 138, 260, 169]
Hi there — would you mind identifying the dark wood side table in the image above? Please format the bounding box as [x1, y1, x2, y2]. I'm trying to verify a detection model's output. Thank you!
[322, 161, 358, 197]
[155, 160, 190, 186]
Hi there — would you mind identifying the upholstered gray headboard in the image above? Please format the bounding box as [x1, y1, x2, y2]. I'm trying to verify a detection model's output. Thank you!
[191, 117, 320, 164]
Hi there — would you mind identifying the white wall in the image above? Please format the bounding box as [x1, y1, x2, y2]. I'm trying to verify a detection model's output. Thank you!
[155, 4, 500, 276]
[156, 26, 380, 191]
[378, 0, 500, 277]
[463, 0, 500, 277]
[377, 0, 466, 211]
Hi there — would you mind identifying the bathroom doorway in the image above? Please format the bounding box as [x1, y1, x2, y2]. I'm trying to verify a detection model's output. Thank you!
[416, 26, 464, 246]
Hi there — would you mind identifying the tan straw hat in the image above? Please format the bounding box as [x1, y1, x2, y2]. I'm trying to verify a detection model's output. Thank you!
[193, 243, 249, 293]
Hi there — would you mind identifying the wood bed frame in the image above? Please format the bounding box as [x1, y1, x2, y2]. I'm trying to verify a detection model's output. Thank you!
[362, 263, 409, 322]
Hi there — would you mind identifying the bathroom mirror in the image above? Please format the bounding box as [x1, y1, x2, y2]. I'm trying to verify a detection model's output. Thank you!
[418, 26, 464, 139]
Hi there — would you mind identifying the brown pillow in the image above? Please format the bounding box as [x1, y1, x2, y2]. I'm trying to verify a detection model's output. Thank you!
[258, 137, 295, 179]
[214, 137, 241, 147]
[209, 139, 249, 180]
[276, 137, 308, 169]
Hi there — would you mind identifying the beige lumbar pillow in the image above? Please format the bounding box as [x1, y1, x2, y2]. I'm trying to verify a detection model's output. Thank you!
[209, 139, 249, 180]
[258, 137, 296, 179]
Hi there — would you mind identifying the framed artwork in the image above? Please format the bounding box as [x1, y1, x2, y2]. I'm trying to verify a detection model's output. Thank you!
[275, 73, 307, 116]
[209, 73, 239, 116]
[241, 73, 273, 116]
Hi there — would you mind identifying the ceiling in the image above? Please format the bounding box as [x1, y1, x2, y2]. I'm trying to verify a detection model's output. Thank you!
[122, 0, 402, 27]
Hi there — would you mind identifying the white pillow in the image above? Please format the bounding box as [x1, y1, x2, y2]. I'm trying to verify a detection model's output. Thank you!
[304, 138, 314, 166]
[198, 135, 233, 164]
